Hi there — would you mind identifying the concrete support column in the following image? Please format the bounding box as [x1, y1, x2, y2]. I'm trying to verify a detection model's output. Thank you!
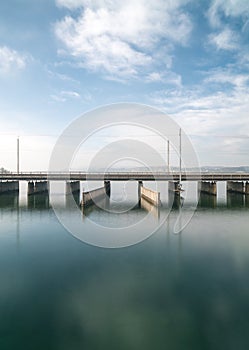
[198, 193, 217, 208]
[168, 181, 179, 193]
[66, 181, 80, 195]
[28, 182, 35, 195]
[244, 182, 249, 195]
[28, 181, 49, 195]
[104, 181, 111, 197]
[0, 181, 19, 194]
[227, 181, 244, 194]
[138, 181, 143, 202]
[198, 181, 217, 196]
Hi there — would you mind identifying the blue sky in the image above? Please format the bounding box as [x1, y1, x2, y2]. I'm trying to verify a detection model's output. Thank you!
[0, 0, 249, 170]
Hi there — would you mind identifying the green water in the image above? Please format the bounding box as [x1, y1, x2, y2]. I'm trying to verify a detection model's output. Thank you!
[0, 192, 249, 350]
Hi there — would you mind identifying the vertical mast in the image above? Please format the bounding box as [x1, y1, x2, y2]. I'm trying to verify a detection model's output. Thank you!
[179, 128, 182, 184]
[17, 137, 20, 174]
[167, 140, 170, 173]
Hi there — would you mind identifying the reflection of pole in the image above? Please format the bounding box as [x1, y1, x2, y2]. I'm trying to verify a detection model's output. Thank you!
[17, 137, 20, 174]
[16, 196, 20, 251]
[179, 128, 182, 184]
[167, 140, 170, 173]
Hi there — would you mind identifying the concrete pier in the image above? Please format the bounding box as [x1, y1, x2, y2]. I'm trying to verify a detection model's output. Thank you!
[198, 192, 217, 208]
[0, 181, 19, 194]
[138, 181, 143, 202]
[28, 181, 49, 195]
[227, 192, 245, 208]
[227, 181, 245, 194]
[168, 181, 180, 193]
[139, 184, 160, 206]
[66, 181, 80, 195]
[104, 181, 111, 197]
[168, 191, 182, 209]
[81, 185, 109, 207]
[198, 181, 217, 196]
[245, 182, 249, 195]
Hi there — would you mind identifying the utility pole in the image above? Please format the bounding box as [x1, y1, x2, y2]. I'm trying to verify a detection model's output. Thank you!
[17, 137, 20, 174]
[167, 140, 170, 173]
[179, 128, 182, 184]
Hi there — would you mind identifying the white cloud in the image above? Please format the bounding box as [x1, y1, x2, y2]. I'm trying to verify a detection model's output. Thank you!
[204, 69, 249, 88]
[208, 0, 249, 28]
[54, 0, 192, 79]
[146, 71, 182, 87]
[151, 72, 249, 137]
[0, 46, 28, 75]
[51, 90, 81, 102]
[56, 0, 86, 9]
[151, 83, 249, 165]
[61, 90, 81, 98]
[208, 28, 239, 50]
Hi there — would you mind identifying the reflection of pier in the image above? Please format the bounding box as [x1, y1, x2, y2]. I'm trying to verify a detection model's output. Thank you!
[198, 193, 217, 208]
[140, 197, 160, 219]
[0, 193, 19, 208]
[227, 192, 246, 208]
[28, 194, 50, 210]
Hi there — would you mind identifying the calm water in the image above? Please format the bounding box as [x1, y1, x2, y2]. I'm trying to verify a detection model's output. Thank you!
[1, 185, 249, 350]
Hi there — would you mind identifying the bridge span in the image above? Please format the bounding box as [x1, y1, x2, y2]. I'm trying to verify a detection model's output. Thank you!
[1, 172, 249, 201]
[1, 171, 249, 181]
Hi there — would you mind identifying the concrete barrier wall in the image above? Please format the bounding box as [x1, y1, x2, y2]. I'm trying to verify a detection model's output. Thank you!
[0, 181, 19, 194]
[82, 186, 107, 207]
[140, 186, 160, 206]
[140, 197, 159, 218]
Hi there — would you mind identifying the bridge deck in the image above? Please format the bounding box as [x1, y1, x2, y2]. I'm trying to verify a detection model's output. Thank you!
[1, 172, 249, 181]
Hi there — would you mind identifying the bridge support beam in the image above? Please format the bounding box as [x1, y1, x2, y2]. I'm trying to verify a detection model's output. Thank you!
[81, 182, 110, 207]
[227, 181, 245, 194]
[198, 181, 217, 196]
[28, 181, 49, 195]
[0, 181, 19, 194]
[138, 183, 160, 206]
[66, 181, 80, 195]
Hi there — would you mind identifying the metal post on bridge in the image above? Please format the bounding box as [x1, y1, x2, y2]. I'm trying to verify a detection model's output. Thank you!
[167, 140, 170, 173]
[17, 136, 20, 174]
[179, 128, 182, 184]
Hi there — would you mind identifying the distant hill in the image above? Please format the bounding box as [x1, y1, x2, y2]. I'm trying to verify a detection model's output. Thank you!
[200, 166, 249, 173]
[83, 166, 249, 173]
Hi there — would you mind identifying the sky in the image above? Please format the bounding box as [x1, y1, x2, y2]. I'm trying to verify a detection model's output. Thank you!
[0, 0, 249, 170]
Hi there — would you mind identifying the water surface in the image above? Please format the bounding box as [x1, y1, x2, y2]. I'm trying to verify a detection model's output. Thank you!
[0, 189, 249, 350]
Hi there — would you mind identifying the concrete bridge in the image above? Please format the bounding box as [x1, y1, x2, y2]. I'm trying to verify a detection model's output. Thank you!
[1, 171, 249, 181]
[1, 172, 249, 207]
